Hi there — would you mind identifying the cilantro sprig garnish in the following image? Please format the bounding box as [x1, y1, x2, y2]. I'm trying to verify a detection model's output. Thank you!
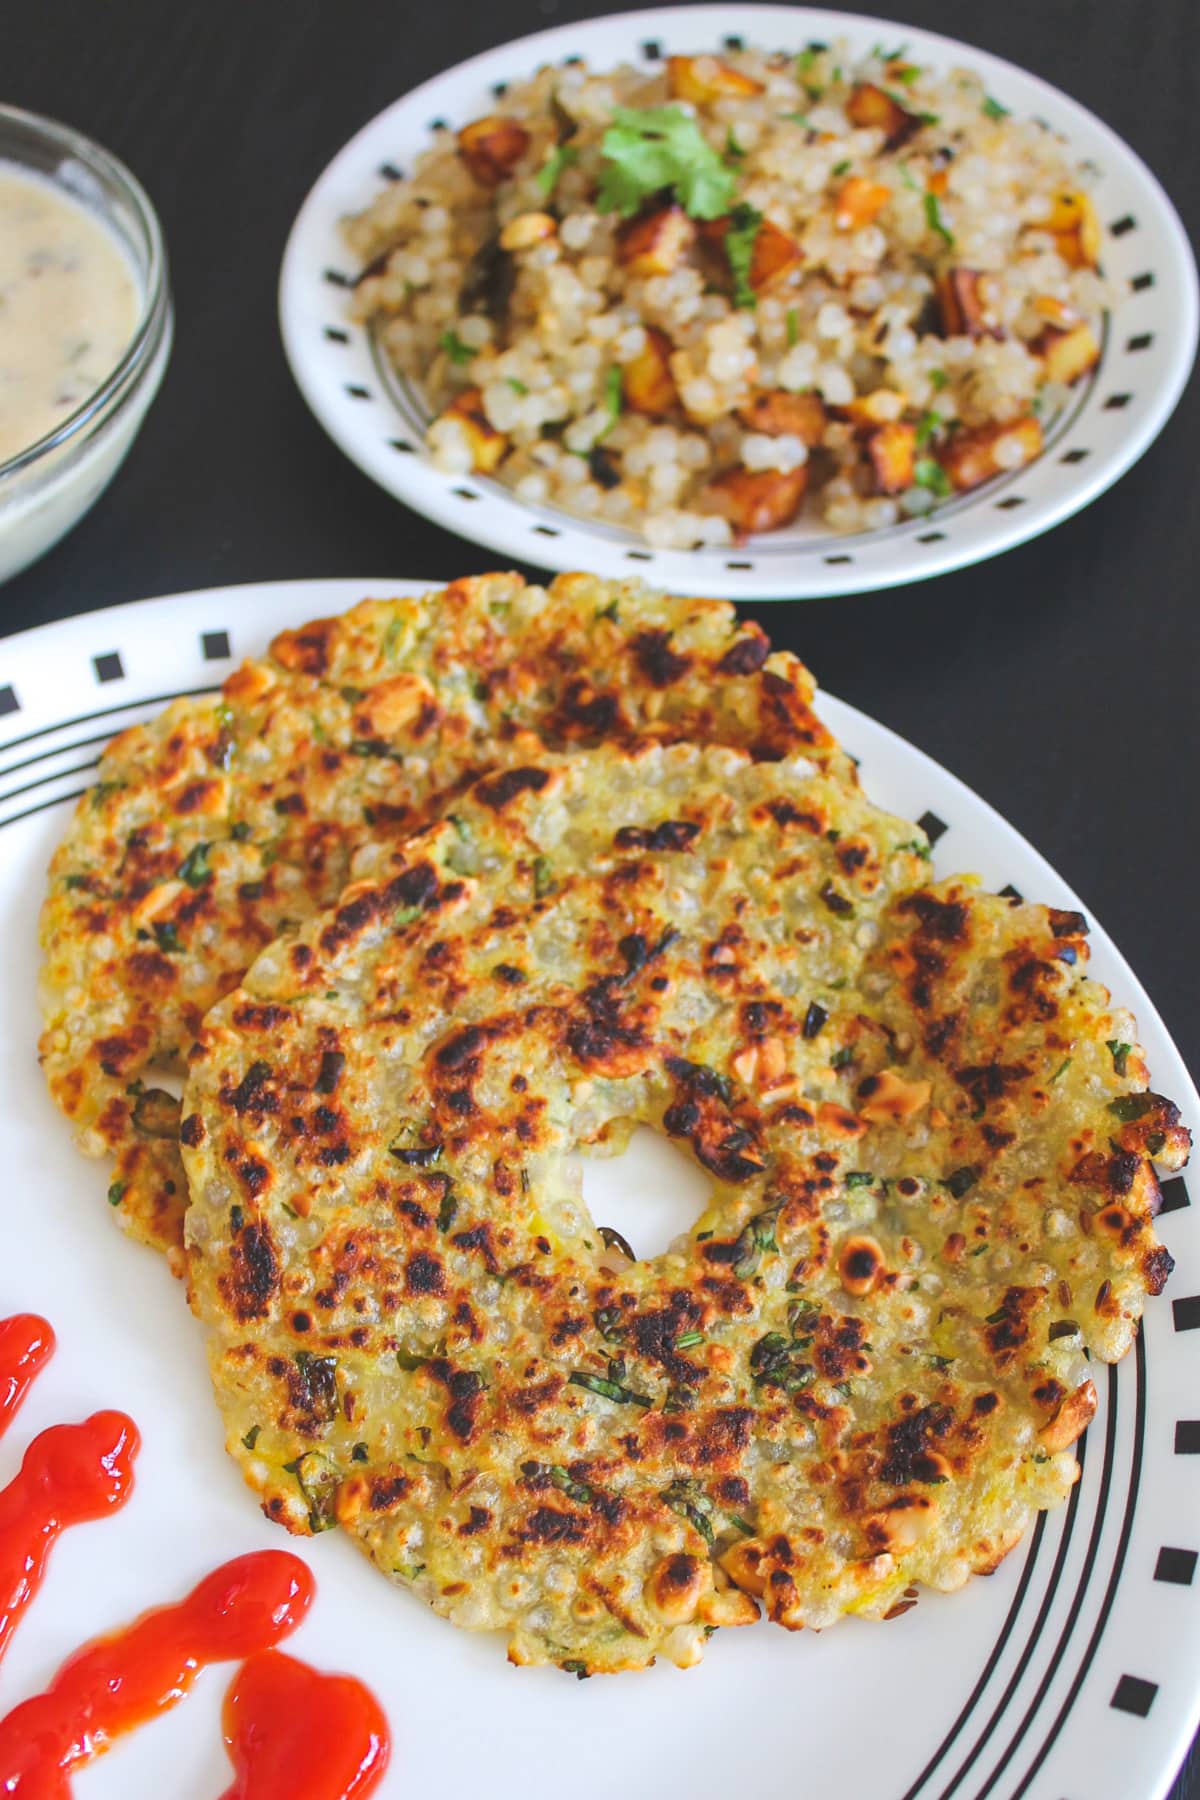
[596, 106, 738, 219]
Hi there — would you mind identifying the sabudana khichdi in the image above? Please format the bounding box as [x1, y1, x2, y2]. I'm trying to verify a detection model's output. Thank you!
[346, 41, 1108, 546]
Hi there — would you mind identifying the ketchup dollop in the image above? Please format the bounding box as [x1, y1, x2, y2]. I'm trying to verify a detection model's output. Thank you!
[221, 1647, 391, 1799]
[0, 1410, 138, 1666]
[0, 1309, 391, 1799]
[0, 1313, 55, 1436]
[0, 1549, 315, 1798]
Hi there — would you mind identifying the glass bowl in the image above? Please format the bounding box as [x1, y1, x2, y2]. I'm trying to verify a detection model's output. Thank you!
[0, 105, 173, 584]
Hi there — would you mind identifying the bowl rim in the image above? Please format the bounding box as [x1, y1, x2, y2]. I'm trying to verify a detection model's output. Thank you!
[0, 102, 170, 482]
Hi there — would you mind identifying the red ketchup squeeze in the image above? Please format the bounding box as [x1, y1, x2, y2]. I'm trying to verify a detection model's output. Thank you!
[0, 1410, 138, 1666]
[0, 1549, 315, 1799]
[221, 1648, 391, 1800]
[0, 1314, 55, 1436]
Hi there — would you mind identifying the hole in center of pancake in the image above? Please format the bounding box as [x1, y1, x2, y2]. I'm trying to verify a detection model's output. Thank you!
[579, 1126, 712, 1263]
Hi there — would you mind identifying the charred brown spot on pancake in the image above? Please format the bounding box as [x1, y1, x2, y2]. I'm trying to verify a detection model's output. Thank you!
[691, 1407, 753, 1467]
[428, 1360, 485, 1443]
[554, 677, 622, 737]
[229, 1061, 277, 1116]
[222, 1220, 280, 1321]
[880, 1404, 954, 1485]
[814, 1313, 868, 1379]
[406, 1251, 445, 1295]
[1143, 1243, 1175, 1293]
[271, 616, 337, 675]
[94, 1031, 146, 1079]
[366, 1475, 411, 1513]
[127, 950, 178, 988]
[954, 1061, 1030, 1110]
[232, 1002, 293, 1033]
[475, 767, 551, 809]
[717, 630, 770, 676]
[237, 1156, 271, 1198]
[179, 1112, 205, 1148]
[520, 1506, 589, 1545]
[765, 798, 824, 832]
[632, 629, 690, 687]
[1003, 952, 1061, 1022]
[173, 779, 221, 815]
[983, 1287, 1042, 1365]
[566, 985, 650, 1077]
[613, 820, 701, 853]
[981, 1125, 1016, 1150]
[436, 1024, 490, 1072]
[452, 1224, 500, 1274]
[901, 892, 970, 941]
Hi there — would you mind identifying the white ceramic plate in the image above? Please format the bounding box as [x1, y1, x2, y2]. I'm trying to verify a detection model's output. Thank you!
[279, 6, 1198, 601]
[2, 578, 1198, 1799]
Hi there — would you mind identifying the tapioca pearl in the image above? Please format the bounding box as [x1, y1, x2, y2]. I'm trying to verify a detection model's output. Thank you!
[817, 363, 856, 406]
[559, 211, 595, 251]
[741, 432, 808, 473]
[852, 224, 888, 262]
[778, 342, 819, 391]
[426, 417, 475, 475]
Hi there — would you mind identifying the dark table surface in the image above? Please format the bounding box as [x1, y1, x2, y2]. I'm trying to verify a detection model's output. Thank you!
[6, 0, 1198, 1792]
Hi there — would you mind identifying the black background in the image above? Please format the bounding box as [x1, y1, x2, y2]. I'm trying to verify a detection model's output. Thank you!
[4, 1, 1198, 1792]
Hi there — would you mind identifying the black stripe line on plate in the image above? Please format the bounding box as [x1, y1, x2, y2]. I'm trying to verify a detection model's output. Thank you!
[973, 1362, 1120, 1800]
[0, 787, 90, 829]
[0, 728, 124, 783]
[932, 1430, 1090, 1800]
[1009, 1332, 1147, 1797]
[0, 758, 100, 806]
[0, 686, 221, 759]
[898, 1513, 1048, 1800]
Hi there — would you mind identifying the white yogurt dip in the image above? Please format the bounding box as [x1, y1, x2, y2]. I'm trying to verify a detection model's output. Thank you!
[0, 163, 139, 464]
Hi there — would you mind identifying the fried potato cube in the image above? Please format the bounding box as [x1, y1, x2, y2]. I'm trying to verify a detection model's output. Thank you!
[937, 268, 997, 338]
[439, 387, 506, 473]
[1044, 190, 1102, 269]
[846, 82, 920, 149]
[866, 420, 917, 493]
[456, 115, 532, 188]
[705, 464, 808, 534]
[498, 211, 556, 251]
[736, 389, 827, 444]
[617, 204, 697, 276]
[834, 176, 891, 229]
[698, 214, 803, 293]
[749, 217, 803, 291]
[941, 414, 1043, 492]
[667, 54, 765, 103]
[623, 326, 678, 417]
[1034, 320, 1101, 385]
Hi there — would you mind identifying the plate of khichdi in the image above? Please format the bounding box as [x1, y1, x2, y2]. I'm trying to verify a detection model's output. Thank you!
[279, 6, 1197, 597]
